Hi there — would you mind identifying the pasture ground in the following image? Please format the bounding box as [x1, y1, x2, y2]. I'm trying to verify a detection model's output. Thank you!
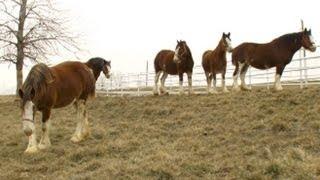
[0, 86, 320, 179]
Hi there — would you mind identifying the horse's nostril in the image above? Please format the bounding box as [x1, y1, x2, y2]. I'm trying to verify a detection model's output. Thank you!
[23, 126, 32, 136]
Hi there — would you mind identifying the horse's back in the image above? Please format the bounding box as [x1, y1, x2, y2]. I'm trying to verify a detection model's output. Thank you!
[154, 50, 177, 74]
[50, 61, 95, 107]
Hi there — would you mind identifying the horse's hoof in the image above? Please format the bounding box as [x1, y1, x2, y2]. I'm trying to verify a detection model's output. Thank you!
[223, 89, 229, 93]
[38, 143, 51, 150]
[208, 90, 219, 94]
[232, 87, 241, 92]
[241, 86, 252, 91]
[160, 92, 169, 96]
[70, 135, 82, 143]
[274, 87, 283, 91]
[24, 146, 38, 154]
[188, 91, 195, 95]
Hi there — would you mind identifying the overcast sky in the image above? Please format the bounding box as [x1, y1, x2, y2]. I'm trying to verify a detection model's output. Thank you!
[0, 0, 319, 94]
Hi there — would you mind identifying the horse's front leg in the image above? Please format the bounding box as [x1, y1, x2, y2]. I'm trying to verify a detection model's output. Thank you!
[187, 72, 195, 95]
[274, 65, 285, 91]
[222, 71, 229, 93]
[22, 101, 38, 153]
[179, 73, 184, 95]
[38, 109, 52, 150]
[71, 99, 90, 143]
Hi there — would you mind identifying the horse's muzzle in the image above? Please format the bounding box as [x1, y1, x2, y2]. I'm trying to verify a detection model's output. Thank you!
[22, 119, 34, 136]
[310, 46, 317, 52]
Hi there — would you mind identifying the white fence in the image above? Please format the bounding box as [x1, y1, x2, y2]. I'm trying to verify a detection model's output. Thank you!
[96, 53, 320, 96]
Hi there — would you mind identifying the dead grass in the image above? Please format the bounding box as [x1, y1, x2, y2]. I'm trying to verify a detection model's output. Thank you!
[0, 86, 320, 179]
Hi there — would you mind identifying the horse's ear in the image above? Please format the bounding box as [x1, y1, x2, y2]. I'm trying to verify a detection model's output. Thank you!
[304, 28, 307, 33]
[177, 40, 179, 44]
[30, 88, 35, 99]
[222, 32, 226, 37]
[228, 32, 231, 36]
[18, 89, 23, 99]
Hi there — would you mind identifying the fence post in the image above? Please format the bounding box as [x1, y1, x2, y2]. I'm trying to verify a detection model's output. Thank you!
[303, 55, 308, 87]
[299, 56, 303, 89]
[249, 66, 252, 88]
[266, 69, 269, 89]
[146, 61, 148, 87]
[137, 74, 140, 96]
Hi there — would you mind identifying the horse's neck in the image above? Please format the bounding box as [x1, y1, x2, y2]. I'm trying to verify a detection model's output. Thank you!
[85, 63, 101, 80]
[276, 33, 302, 57]
[214, 40, 226, 58]
[92, 71, 101, 80]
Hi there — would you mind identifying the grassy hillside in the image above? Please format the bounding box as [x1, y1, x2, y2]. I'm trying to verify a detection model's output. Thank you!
[0, 86, 320, 179]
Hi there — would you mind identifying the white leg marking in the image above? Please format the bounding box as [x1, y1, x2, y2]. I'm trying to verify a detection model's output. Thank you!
[179, 80, 184, 95]
[274, 74, 283, 91]
[153, 71, 161, 95]
[222, 75, 229, 93]
[25, 131, 38, 153]
[211, 77, 218, 94]
[206, 73, 212, 94]
[160, 72, 168, 94]
[233, 63, 243, 91]
[71, 100, 89, 143]
[187, 72, 194, 95]
[240, 64, 251, 90]
[38, 121, 51, 150]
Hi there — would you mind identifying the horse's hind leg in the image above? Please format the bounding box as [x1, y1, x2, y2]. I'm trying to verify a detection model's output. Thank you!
[274, 65, 285, 91]
[232, 62, 241, 91]
[187, 72, 194, 95]
[160, 72, 168, 95]
[38, 109, 52, 150]
[153, 71, 162, 95]
[71, 99, 90, 143]
[240, 63, 251, 90]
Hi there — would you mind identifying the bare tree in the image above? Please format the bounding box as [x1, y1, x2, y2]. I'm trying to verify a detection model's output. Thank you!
[0, 0, 80, 96]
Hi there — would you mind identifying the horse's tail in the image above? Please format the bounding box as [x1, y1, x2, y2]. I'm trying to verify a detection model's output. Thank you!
[22, 63, 54, 97]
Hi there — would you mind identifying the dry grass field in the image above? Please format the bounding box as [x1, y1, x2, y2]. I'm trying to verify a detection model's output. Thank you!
[1, 86, 320, 179]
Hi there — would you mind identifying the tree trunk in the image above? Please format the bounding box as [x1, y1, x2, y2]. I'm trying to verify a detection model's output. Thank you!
[16, 60, 23, 96]
[15, 0, 27, 97]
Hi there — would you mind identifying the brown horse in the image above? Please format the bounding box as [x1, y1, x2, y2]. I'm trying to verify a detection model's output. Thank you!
[202, 32, 233, 94]
[153, 40, 194, 95]
[18, 57, 111, 153]
[232, 28, 316, 91]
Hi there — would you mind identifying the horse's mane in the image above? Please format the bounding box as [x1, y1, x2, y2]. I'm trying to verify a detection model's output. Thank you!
[271, 32, 302, 45]
[86, 57, 105, 71]
[22, 63, 54, 98]
[85, 57, 107, 80]
[183, 42, 194, 62]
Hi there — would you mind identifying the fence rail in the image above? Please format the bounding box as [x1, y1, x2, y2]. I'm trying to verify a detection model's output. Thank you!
[96, 54, 320, 96]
